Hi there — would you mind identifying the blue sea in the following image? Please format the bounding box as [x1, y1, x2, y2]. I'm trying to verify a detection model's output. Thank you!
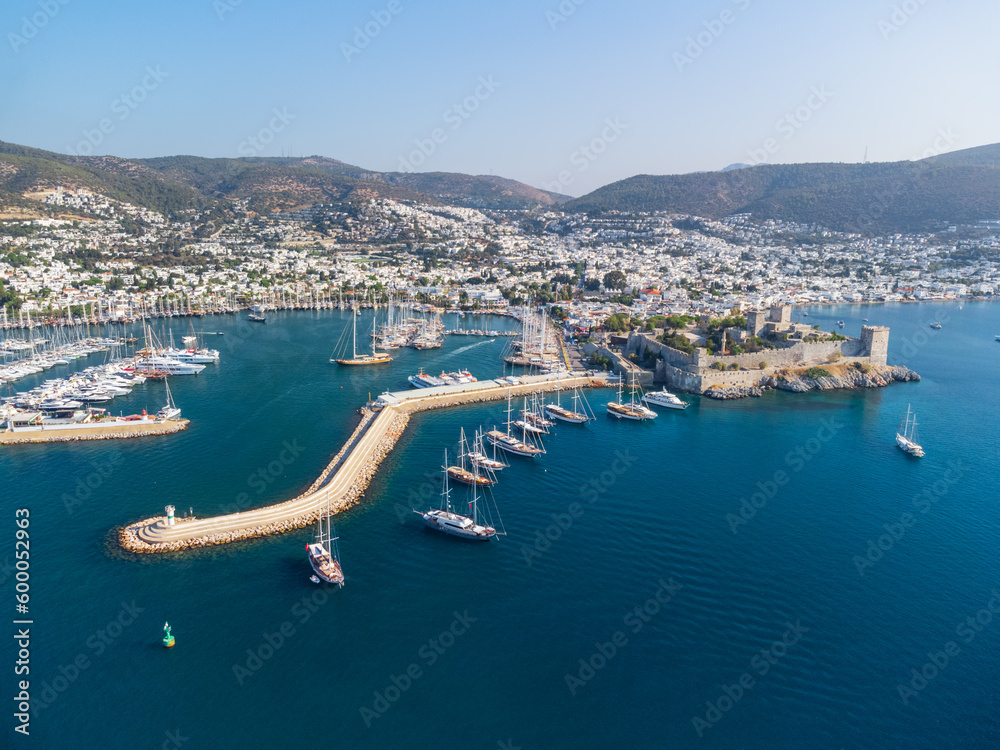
[2, 302, 998, 749]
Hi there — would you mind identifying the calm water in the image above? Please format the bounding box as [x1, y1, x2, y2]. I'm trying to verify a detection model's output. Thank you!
[3, 303, 999, 749]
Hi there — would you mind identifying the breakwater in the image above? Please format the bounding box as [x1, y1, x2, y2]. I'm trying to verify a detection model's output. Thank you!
[118, 372, 607, 553]
[0, 418, 189, 445]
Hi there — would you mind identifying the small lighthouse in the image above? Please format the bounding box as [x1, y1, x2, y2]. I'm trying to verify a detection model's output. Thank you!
[165, 505, 175, 526]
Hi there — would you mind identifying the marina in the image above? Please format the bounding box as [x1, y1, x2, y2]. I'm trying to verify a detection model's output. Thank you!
[11, 302, 998, 750]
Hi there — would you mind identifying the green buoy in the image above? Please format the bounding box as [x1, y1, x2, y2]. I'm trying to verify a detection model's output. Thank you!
[162, 621, 175, 648]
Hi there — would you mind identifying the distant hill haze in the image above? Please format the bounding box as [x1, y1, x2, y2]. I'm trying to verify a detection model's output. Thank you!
[2, 140, 999, 231]
[0, 142, 570, 215]
[565, 143, 1000, 232]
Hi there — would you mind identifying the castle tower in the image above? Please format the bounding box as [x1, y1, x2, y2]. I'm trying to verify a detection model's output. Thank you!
[746, 310, 766, 337]
[768, 304, 792, 325]
[860, 325, 889, 366]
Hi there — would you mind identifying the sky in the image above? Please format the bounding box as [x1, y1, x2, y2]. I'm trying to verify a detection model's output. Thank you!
[1, 0, 998, 196]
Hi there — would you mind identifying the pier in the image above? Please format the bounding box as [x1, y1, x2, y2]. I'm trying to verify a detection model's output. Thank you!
[0, 418, 189, 445]
[119, 372, 609, 553]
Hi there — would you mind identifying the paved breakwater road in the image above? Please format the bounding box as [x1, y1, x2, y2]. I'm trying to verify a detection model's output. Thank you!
[119, 372, 607, 552]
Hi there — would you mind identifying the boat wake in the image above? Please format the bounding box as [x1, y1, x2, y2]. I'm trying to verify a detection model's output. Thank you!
[442, 339, 492, 359]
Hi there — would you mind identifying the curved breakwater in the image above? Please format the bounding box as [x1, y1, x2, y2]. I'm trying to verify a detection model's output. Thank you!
[117, 373, 608, 553]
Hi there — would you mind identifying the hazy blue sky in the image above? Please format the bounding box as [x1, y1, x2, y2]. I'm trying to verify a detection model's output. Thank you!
[2, 0, 997, 195]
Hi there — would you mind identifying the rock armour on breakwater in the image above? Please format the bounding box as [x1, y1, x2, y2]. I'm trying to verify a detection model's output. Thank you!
[118, 411, 409, 554]
[117, 374, 608, 554]
[703, 365, 919, 399]
[0, 420, 189, 445]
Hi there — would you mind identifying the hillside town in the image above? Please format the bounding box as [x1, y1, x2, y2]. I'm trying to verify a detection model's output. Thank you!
[1, 188, 998, 333]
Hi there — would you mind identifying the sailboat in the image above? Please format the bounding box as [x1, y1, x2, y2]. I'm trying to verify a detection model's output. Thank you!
[607, 373, 655, 421]
[416, 449, 501, 540]
[306, 498, 345, 586]
[468, 427, 508, 471]
[155, 377, 181, 421]
[487, 390, 545, 457]
[544, 386, 594, 424]
[895, 404, 925, 457]
[447, 428, 496, 486]
[333, 307, 392, 366]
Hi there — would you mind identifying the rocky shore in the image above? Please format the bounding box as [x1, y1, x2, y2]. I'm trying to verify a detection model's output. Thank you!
[702, 364, 920, 400]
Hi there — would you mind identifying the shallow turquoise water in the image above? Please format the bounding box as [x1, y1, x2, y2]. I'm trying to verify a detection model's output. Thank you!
[2, 302, 998, 749]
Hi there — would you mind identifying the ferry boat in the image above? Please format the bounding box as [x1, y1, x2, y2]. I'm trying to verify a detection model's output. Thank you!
[930, 322, 942, 330]
[642, 388, 690, 410]
[895, 404, 925, 458]
[408, 368, 443, 388]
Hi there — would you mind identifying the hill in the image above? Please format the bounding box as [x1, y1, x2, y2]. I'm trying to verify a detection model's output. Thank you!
[565, 144, 1000, 232]
[0, 143, 569, 216]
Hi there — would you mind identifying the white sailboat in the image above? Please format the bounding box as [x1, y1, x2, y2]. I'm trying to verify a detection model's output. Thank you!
[895, 404, 925, 458]
[487, 390, 544, 457]
[468, 427, 508, 471]
[307, 498, 345, 586]
[155, 377, 181, 421]
[446, 428, 496, 487]
[417, 449, 501, 540]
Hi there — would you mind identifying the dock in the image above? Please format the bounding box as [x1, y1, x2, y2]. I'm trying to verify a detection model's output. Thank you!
[118, 372, 609, 553]
[0, 419, 189, 445]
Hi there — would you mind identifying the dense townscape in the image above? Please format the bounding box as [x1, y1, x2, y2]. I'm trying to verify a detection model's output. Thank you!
[2, 188, 997, 334]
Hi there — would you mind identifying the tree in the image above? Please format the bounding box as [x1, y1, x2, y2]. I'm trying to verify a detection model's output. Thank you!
[602, 270, 628, 291]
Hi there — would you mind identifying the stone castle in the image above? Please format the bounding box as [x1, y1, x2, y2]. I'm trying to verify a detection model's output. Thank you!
[619, 305, 891, 394]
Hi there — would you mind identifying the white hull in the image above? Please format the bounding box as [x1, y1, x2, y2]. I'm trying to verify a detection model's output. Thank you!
[420, 509, 495, 540]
